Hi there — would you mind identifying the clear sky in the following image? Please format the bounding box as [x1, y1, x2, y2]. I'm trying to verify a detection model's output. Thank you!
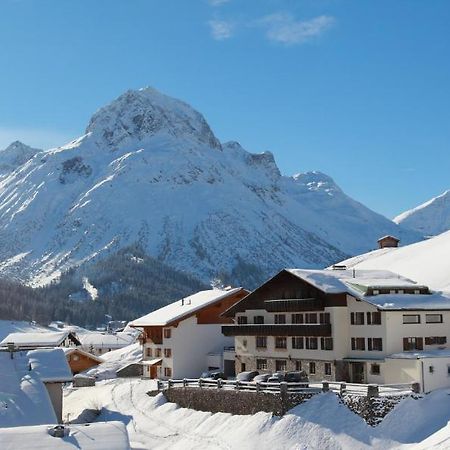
[0, 0, 449, 218]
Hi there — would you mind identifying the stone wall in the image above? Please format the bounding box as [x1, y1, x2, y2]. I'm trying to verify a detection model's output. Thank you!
[159, 386, 411, 424]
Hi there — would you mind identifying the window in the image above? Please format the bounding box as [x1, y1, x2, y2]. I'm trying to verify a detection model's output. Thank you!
[367, 312, 382, 325]
[292, 313, 304, 324]
[309, 362, 316, 374]
[276, 360, 287, 371]
[254, 316, 265, 324]
[426, 314, 443, 324]
[155, 348, 162, 357]
[164, 348, 172, 358]
[447, 365, 450, 377]
[275, 314, 286, 324]
[292, 336, 304, 349]
[324, 362, 332, 376]
[241, 363, 246, 372]
[351, 337, 366, 351]
[320, 337, 333, 350]
[295, 360, 302, 371]
[164, 367, 172, 378]
[275, 337, 287, 349]
[256, 336, 267, 348]
[350, 312, 365, 325]
[403, 314, 420, 324]
[72, 354, 79, 361]
[256, 359, 268, 370]
[305, 313, 318, 324]
[429, 365, 434, 374]
[305, 337, 318, 350]
[237, 316, 248, 325]
[425, 336, 447, 345]
[403, 337, 424, 351]
[368, 338, 383, 351]
[370, 364, 381, 375]
[163, 328, 171, 339]
[319, 313, 330, 324]
[146, 347, 152, 358]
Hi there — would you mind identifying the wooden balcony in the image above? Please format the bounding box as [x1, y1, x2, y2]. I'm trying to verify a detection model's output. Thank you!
[221, 323, 331, 337]
[264, 298, 324, 312]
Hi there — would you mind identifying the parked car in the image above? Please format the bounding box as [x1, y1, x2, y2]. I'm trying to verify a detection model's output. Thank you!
[252, 373, 271, 383]
[236, 371, 259, 382]
[200, 371, 227, 380]
[267, 371, 285, 383]
[284, 371, 309, 383]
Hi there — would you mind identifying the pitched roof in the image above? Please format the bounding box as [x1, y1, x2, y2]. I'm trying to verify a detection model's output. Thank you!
[377, 235, 400, 242]
[78, 332, 135, 348]
[62, 347, 104, 363]
[0, 331, 79, 348]
[130, 287, 245, 327]
[27, 348, 73, 382]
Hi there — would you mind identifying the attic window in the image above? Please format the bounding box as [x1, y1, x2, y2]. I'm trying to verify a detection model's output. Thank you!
[372, 290, 379, 295]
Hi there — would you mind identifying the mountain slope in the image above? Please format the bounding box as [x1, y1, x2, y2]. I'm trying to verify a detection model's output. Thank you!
[335, 230, 450, 293]
[394, 190, 450, 236]
[0, 87, 421, 286]
[0, 141, 42, 175]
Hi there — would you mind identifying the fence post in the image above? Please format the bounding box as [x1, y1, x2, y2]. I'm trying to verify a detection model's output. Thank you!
[340, 382, 346, 395]
[411, 382, 420, 394]
[256, 382, 261, 394]
[235, 380, 240, 390]
[168, 379, 173, 389]
[280, 382, 288, 416]
[183, 378, 187, 388]
[157, 380, 163, 391]
[322, 381, 329, 392]
[198, 378, 203, 389]
[367, 384, 379, 398]
[217, 379, 223, 389]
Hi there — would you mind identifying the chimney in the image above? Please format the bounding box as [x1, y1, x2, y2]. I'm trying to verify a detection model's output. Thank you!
[181, 298, 184, 306]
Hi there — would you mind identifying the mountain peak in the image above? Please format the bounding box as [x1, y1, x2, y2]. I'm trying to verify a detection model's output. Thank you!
[292, 171, 342, 195]
[0, 141, 41, 173]
[85, 87, 221, 150]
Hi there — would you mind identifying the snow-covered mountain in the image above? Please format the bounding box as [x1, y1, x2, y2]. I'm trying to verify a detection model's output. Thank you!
[0, 87, 421, 286]
[394, 190, 450, 236]
[0, 141, 42, 175]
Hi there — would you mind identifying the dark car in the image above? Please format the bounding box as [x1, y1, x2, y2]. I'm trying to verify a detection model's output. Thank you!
[267, 371, 285, 383]
[201, 371, 227, 380]
[236, 370, 259, 382]
[284, 371, 309, 383]
[252, 373, 271, 383]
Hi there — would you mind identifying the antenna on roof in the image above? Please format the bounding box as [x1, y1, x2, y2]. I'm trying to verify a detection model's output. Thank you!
[352, 269, 356, 278]
[181, 298, 185, 306]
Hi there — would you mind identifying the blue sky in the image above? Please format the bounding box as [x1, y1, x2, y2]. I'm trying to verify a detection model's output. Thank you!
[0, 0, 449, 218]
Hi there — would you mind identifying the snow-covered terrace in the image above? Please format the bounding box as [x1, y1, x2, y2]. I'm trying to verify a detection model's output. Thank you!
[287, 268, 450, 310]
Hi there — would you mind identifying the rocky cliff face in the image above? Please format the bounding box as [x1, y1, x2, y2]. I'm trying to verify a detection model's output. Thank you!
[0, 87, 421, 286]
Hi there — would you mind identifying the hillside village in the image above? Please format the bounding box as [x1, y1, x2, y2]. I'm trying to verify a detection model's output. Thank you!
[0, 233, 450, 449]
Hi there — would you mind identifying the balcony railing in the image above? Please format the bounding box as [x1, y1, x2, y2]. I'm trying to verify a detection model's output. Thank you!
[264, 298, 323, 312]
[222, 323, 331, 337]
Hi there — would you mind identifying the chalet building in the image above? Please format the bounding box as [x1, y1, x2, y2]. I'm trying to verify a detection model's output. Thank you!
[62, 347, 103, 374]
[0, 331, 81, 350]
[222, 268, 450, 392]
[130, 287, 249, 380]
[377, 235, 400, 249]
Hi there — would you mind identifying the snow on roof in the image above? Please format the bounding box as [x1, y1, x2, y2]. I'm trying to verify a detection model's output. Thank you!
[0, 351, 57, 427]
[0, 422, 131, 450]
[377, 235, 399, 242]
[0, 320, 49, 342]
[78, 332, 135, 348]
[333, 230, 450, 293]
[287, 268, 450, 310]
[0, 331, 71, 347]
[27, 348, 73, 382]
[130, 287, 244, 327]
[62, 347, 103, 363]
[388, 349, 450, 359]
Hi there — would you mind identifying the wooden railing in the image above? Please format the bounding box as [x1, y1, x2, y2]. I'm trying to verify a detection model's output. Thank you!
[156, 378, 419, 398]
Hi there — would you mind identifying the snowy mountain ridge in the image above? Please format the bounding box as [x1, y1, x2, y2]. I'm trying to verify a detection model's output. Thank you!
[394, 189, 450, 236]
[0, 87, 421, 286]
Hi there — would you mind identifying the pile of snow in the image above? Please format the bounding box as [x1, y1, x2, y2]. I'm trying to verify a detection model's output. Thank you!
[63, 378, 450, 449]
[83, 343, 142, 380]
[394, 189, 450, 236]
[0, 422, 130, 450]
[336, 230, 450, 293]
[0, 320, 48, 342]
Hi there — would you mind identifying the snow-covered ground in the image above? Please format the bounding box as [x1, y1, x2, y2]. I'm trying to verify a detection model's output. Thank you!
[63, 378, 450, 450]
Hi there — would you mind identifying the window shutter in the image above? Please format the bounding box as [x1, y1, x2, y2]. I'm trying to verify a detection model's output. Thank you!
[417, 337, 424, 350]
[351, 338, 355, 350]
[403, 338, 409, 351]
[351, 312, 355, 325]
[367, 312, 372, 325]
[368, 338, 373, 351]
